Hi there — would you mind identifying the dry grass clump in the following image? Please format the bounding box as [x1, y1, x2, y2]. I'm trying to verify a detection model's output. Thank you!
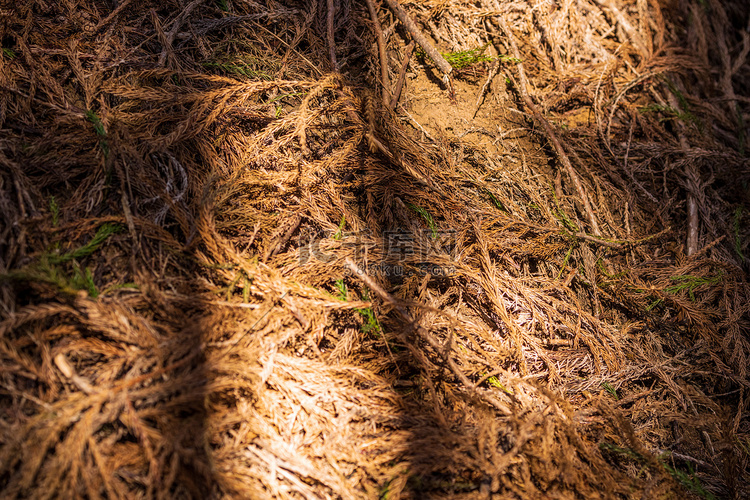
[1, 0, 748, 498]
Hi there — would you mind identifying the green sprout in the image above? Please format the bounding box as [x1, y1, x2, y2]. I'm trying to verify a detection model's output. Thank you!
[550, 185, 580, 234]
[599, 442, 641, 461]
[661, 460, 716, 500]
[487, 190, 506, 212]
[665, 272, 723, 301]
[0, 223, 123, 298]
[498, 54, 522, 64]
[333, 283, 385, 338]
[334, 278, 347, 301]
[71, 261, 99, 298]
[639, 80, 699, 127]
[483, 373, 514, 395]
[555, 244, 575, 281]
[602, 382, 618, 400]
[85, 110, 109, 158]
[408, 203, 438, 239]
[416, 44, 520, 71]
[263, 92, 308, 117]
[356, 288, 382, 336]
[737, 436, 750, 456]
[49, 196, 59, 227]
[601, 443, 715, 499]
[358, 306, 381, 335]
[48, 223, 123, 264]
[379, 478, 392, 500]
[1, 259, 96, 297]
[203, 61, 273, 80]
[596, 258, 627, 281]
[666, 79, 690, 113]
[640, 104, 697, 125]
[202, 51, 292, 82]
[646, 271, 723, 310]
[553, 203, 579, 234]
[333, 215, 346, 240]
[442, 44, 494, 69]
[646, 297, 663, 311]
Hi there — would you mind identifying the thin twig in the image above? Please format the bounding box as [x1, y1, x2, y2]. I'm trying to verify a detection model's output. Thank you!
[506, 71, 601, 236]
[473, 58, 499, 119]
[157, 0, 206, 67]
[665, 84, 699, 256]
[55, 353, 96, 395]
[265, 214, 304, 261]
[605, 70, 661, 156]
[397, 103, 436, 142]
[575, 226, 672, 249]
[345, 259, 512, 416]
[93, 0, 134, 33]
[365, 0, 391, 106]
[389, 40, 415, 111]
[574, 232, 622, 249]
[383, 0, 454, 93]
[327, 0, 338, 71]
[657, 449, 711, 469]
[686, 192, 699, 256]
[215, 291, 289, 361]
[492, 14, 601, 236]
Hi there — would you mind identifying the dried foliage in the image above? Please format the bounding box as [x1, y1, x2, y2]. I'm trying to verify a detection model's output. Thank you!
[1, 0, 748, 498]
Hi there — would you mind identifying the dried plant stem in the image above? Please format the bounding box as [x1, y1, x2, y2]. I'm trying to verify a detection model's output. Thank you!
[93, 0, 133, 33]
[473, 59, 499, 118]
[711, 0, 745, 153]
[686, 193, 699, 255]
[157, 0, 206, 67]
[327, 0, 338, 70]
[345, 259, 512, 416]
[383, 0, 453, 91]
[491, 10, 600, 235]
[389, 40, 415, 111]
[603, 70, 661, 157]
[593, 0, 648, 57]
[6, 1, 750, 497]
[365, 0, 391, 106]
[54, 353, 95, 395]
[574, 232, 622, 249]
[665, 87, 698, 256]
[498, 55, 601, 235]
[574, 227, 674, 251]
[265, 214, 303, 261]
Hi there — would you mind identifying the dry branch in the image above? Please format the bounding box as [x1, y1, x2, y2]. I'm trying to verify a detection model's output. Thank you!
[365, 0, 391, 106]
[344, 259, 512, 416]
[493, 16, 602, 236]
[157, 0, 206, 67]
[327, 0, 338, 70]
[384, 0, 454, 91]
[473, 58, 499, 119]
[669, 91, 699, 257]
[389, 40, 415, 111]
